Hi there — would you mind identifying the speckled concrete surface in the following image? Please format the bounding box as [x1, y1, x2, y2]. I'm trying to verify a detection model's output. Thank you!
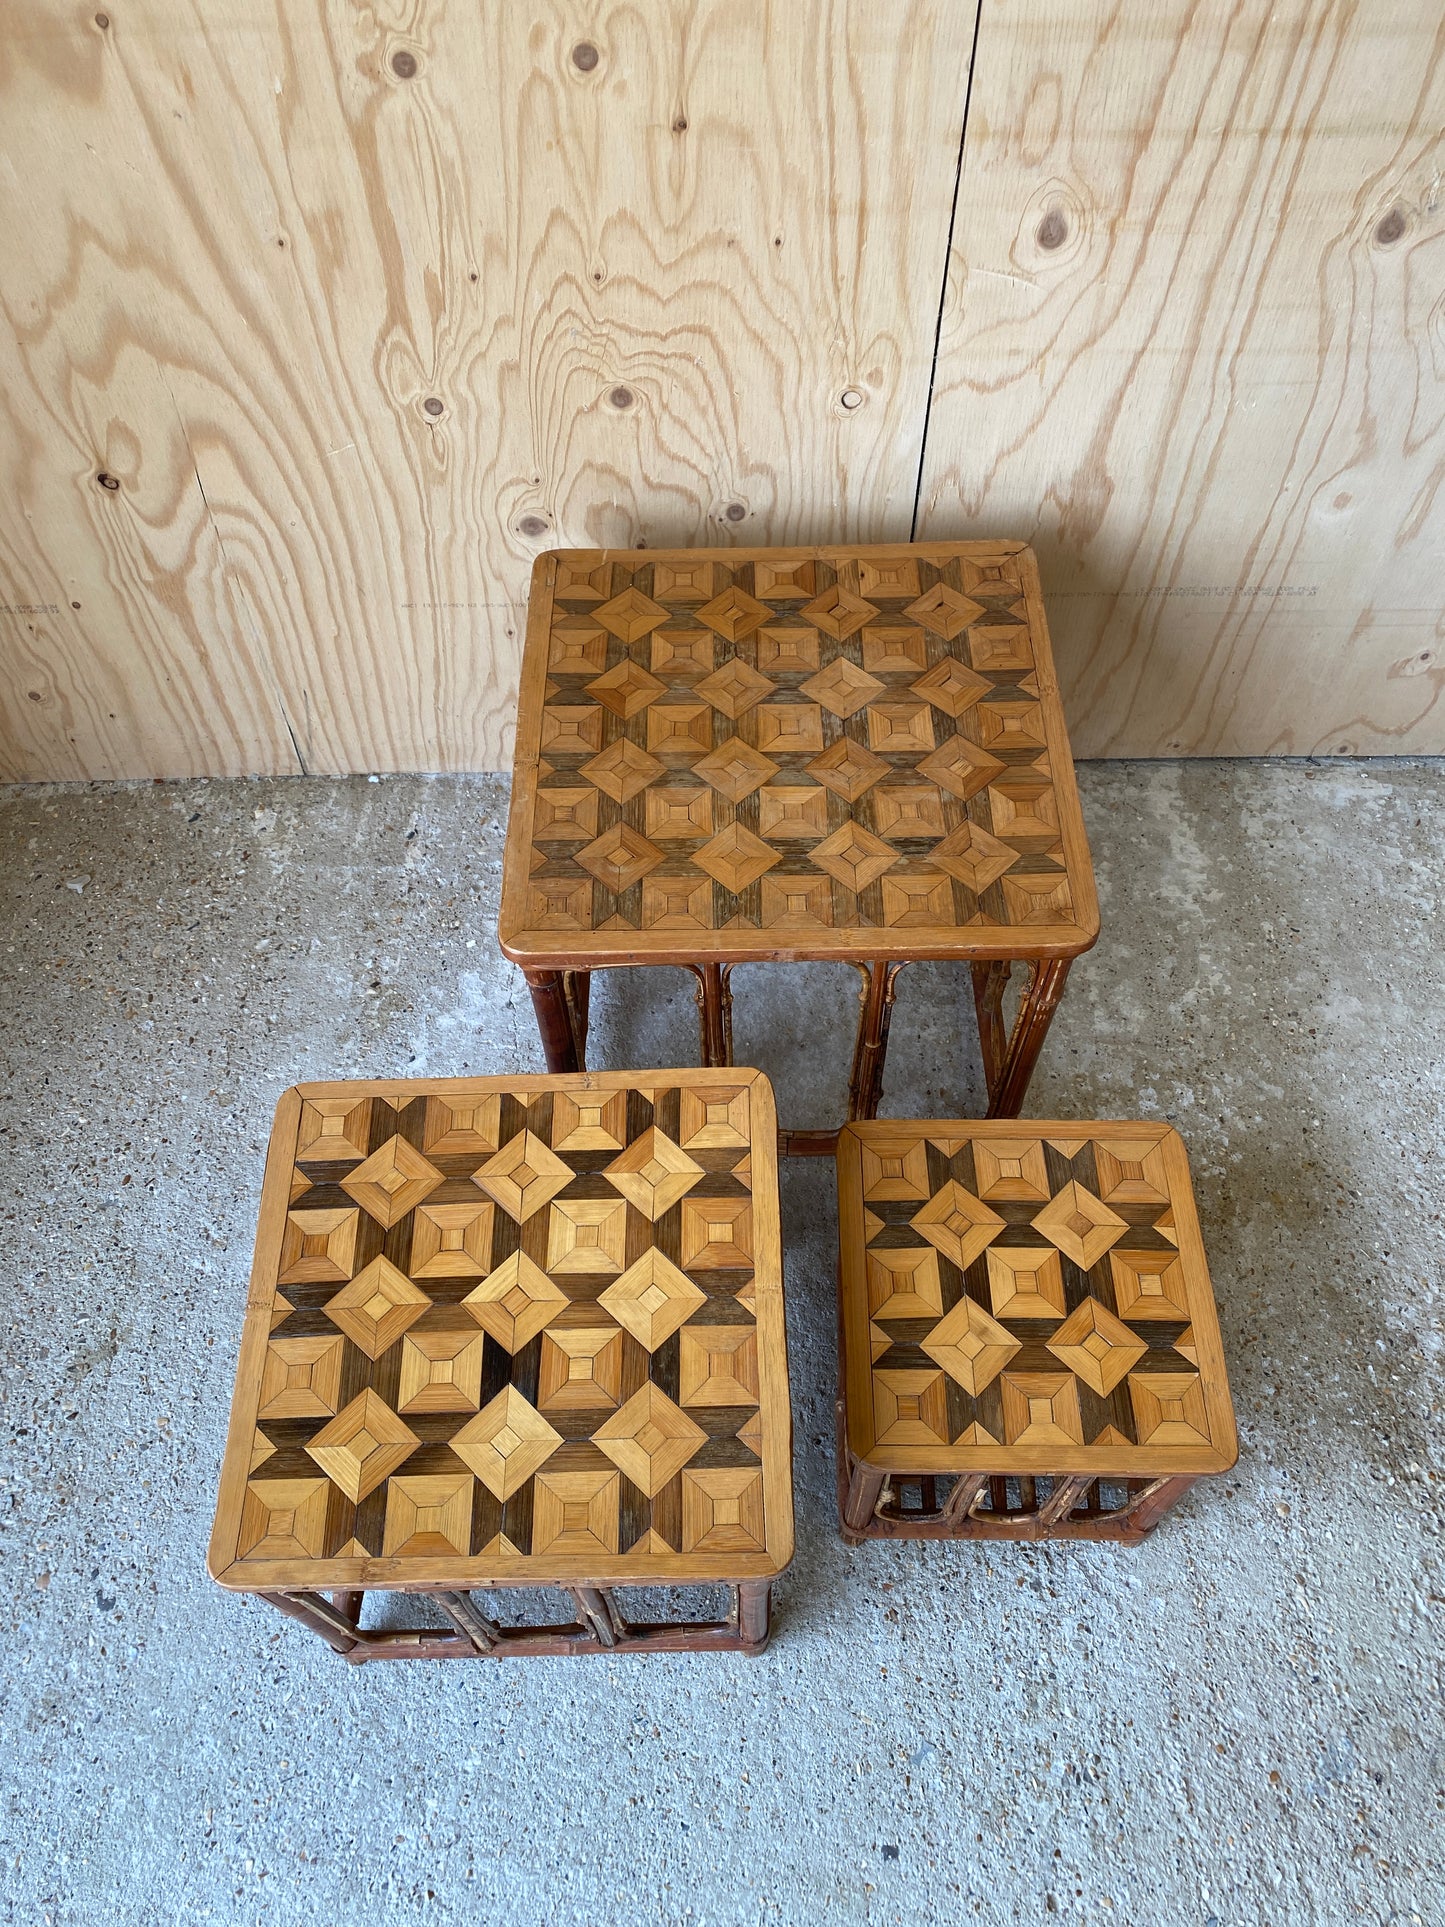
[0, 763, 1441, 1927]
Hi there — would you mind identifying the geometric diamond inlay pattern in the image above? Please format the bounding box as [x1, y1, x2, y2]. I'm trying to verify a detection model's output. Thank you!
[213, 1072, 789, 1590]
[836, 1120, 1238, 1478]
[503, 543, 1095, 956]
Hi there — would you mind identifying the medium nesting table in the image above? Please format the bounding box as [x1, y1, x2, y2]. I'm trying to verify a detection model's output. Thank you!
[500, 542, 1099, 1149]
[209, 1070, 793, 1659]
[835, 1120, 1237, 1542]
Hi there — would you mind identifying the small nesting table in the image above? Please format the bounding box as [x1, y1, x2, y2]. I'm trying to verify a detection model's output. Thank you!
[835, 1120, 1236, 1542]
[209, 1070, 792, 1658]
[499, 542, 1098, 1148]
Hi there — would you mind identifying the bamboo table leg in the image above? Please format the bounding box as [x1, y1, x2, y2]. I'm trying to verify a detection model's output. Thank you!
[690, 963, 734, 1067]
[563, 969, 591, 1067]
[435, 1590, 501, 1652]
[846, 962, 909, 1122]
[1117, 1475, 1196, 1536]
[570, 1586, 622, 1647]
[265, 1590, 359, 1654]
[736, 1580, 772, 1651]
[523, 967, 583, 1074]
[974, 957, 1072, 1118]
[841, 1459, 886, 1539]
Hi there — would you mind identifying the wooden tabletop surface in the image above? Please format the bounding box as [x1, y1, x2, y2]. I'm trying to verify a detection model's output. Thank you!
[837, 1121, 1236, 1476]
[500, 542, 1098, 966]
[210, 1071, 792, 1591]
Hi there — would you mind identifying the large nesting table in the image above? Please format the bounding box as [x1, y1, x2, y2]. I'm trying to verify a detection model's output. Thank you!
[500, 541, 1098, 1147]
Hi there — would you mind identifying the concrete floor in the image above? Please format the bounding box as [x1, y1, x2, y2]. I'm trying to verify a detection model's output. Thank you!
[0, 761, 1441, 1926]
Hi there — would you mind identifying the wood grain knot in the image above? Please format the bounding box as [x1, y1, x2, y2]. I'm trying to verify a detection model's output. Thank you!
[518, 515, 550, 538]
[723, 502, 747, 523]
[839, 389, 864, 411]
[94, 11, 109, 26]
[390, 49, 418, 80]
[672, 116, 688, 134]
[571, 42, 599, 72]
[1374, 207, 1406, 247]
[423, 397, 445, 417]
[608, 386, 635, 410]
[96, 472, 120, 491]
[1036, 208, 1068, 251]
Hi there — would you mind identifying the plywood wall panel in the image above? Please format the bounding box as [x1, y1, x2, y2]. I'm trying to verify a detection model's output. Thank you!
[915, 0, 1445, 756]
[0, 2, 977, 779]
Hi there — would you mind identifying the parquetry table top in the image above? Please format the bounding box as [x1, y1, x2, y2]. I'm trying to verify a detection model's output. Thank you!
[837, 1121, 1237, 1477]
[500, 542, 1098, 966]
[210, 1072, 792, 1591]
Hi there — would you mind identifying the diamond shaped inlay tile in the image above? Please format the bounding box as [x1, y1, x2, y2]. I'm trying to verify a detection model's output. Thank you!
[911, 657, 991, 717]
[805, 736, 888, 803]
[340, 1136, 443, 1229]
[801, 585, 878, 639]
[1033, 1181, 1128, 1269]
[911, 1181, 1005, 1270]
[799, 656, 883, 718]
[597, 1248, 707, 1349]
[1046, 1297, 1148, 1396]
[594, 1383, 707, 1495]
[916, 734, 1006, 802]
[305, 1388, 420, 1502]
[693, 822, 781, 893]
[603, 1126, 703, 1219]
[921, 1297, 1021, 1396]
[932, 821, 1019, 895]
[595, 585, 669, 643]
[904, 583, 986, 639]
[693, 735, 778, 802]
[325, 1256, 430, 1360]
[695, 585, 768, 641]
[473, 1129, 573, 1221]
[577, 737, 665, 804]
[586, 657, 666, 718]
[450, 1385, 562, 1499]
[462, 1250, 568, 1351]
[810, 820, 898, 893]
[695, 658, 774, 718]
[574, 822, 665, 894]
